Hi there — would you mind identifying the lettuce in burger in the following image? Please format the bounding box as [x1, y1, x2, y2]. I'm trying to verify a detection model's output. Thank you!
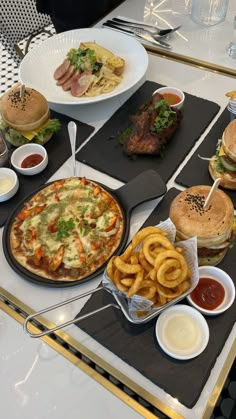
[209, 119, 236, 190]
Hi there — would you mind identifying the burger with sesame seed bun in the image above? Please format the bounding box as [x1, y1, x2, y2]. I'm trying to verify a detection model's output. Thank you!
[0, 84, 60, 147]
[169, 185, 235, 266]
[208, 119, 236, 190]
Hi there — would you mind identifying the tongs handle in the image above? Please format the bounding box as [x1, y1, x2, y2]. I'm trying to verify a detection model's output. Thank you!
[23, 286, 120, 338]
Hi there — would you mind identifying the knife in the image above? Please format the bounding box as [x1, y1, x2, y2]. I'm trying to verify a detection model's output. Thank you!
[112, 17, 181, 36]
[113, 17, 162, 30]
[109, 18, 181, 37]
[102, 22, 172, 50]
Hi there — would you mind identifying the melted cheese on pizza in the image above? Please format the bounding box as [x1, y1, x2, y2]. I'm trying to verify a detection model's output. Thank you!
[10, 177, 124, 281]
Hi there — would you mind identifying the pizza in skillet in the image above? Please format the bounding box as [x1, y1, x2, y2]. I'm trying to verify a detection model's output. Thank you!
[10, 177, 124, 281]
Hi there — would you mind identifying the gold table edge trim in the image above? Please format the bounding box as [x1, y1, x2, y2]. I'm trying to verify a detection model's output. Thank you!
[0, 287, 235, 419]
[145, 45, 236, 78]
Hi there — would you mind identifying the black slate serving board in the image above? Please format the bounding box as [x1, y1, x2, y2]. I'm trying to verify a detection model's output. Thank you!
[76, 188, 236, 408]
[76, 80, 220, 184]
[0, 110, 94, 226]
[175, 107, 236, 207]
[2, 170, 166, 287]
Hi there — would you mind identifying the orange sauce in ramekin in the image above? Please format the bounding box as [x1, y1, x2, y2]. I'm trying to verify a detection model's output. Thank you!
[162, 92, 181, 106]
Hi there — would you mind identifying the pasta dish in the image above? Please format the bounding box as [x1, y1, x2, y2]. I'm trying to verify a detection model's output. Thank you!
[53, 42, 125, 97]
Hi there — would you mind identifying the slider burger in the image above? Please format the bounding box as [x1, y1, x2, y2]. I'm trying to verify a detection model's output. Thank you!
[169, 185, 235, 266]
[209, 119, 236, 190]
[0, 84, 61, 147]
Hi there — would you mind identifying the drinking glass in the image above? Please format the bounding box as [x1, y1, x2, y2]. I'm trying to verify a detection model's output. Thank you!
[228, 16, 236, 59]
[191, 0, 229, 26]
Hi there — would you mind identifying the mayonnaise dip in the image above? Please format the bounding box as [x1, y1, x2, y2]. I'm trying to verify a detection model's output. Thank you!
[161, 312, 202, 354]
[0, 176, 14, 194]
[156, 305, 209, 359]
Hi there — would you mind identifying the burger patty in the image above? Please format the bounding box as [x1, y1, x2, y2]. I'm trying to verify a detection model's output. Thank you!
[197, 247, 227, 258]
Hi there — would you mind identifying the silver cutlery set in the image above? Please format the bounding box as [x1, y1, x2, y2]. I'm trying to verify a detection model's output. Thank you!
[103, 17, 181, 49]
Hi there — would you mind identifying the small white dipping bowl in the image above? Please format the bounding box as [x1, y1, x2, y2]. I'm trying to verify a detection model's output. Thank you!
[156, 304, 209, 360]
[187, 266, 235, 316]
[229, 98, 236, 112]
[11, 143, 48, 176]
[0, 167, 19, 202]
[152, 86, 185, 110]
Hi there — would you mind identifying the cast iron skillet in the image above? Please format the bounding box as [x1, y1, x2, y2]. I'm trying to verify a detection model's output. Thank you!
[2, 170, 166, 287]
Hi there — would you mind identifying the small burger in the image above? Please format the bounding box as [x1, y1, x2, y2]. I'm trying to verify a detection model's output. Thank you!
[169, 185, 235, 266]
[209, 119, 236, 190]
[0, 84, 61, 147]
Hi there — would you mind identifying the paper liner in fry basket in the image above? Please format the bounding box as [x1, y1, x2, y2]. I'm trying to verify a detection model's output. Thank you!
[103, 218, 199, 321]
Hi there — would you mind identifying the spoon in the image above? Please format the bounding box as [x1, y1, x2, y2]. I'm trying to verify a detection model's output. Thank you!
[68, 121, 77, 177]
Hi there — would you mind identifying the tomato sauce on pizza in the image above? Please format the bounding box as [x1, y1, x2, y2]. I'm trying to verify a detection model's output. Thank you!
[10, 177, 124, 281]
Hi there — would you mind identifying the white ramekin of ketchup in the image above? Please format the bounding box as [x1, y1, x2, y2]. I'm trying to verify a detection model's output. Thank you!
[187, 266, 235, 316]
[11, 143, 48, 176]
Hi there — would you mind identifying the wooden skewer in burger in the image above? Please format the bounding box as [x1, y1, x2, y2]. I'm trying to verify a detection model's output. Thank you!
[169, 183, 235, 266]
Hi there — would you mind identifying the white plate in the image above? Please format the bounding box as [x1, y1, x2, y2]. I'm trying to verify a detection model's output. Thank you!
[19, 28, 148, 105]
[155, 305, 209, 360]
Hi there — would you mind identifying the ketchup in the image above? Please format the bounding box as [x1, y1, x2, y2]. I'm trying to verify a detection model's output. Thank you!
[191, 277, 225, 310]
[162, 93, 181, 106]
[21, 154, 43, 168]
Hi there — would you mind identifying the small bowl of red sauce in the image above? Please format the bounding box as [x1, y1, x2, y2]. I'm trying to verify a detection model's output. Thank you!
[187, 266, 235, 316]
[11, 143, 48, 176]
[152, 86, 185, 110]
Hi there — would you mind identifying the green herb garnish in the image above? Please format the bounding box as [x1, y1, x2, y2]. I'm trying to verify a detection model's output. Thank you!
[151, 99, 177, 135]
[119, 126, 133, 145]
[67, 47, 102, 73]
[80, 205, 89, 216]
[56, 218, 75, 240]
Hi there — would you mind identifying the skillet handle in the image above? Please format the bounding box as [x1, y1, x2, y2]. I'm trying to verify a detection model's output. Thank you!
[115, 170, 166, 212]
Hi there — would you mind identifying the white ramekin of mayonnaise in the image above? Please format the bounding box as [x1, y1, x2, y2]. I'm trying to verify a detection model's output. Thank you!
[155, 304, 209, 360]
[0, 168, 19, 202]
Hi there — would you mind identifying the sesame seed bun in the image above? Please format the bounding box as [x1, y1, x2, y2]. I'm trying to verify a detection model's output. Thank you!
[222, 119, 236, 162]
[169, 185, 234, 266]
[0, 84, 49, 131]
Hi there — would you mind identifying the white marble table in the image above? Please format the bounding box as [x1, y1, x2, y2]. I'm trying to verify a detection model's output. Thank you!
[1, 55, 235, 418]
[1, 0, 236, 96]
[98, 0, 236, 77]
[1, 1, 236, 418]
[0, 307, 146, 419]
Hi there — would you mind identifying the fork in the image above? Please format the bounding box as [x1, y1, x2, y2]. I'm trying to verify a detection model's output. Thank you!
[103, 22, 172, 49]
[129, 26, 173, 42]
[128, 28, 172, 49]
[110, 18, 182, 37]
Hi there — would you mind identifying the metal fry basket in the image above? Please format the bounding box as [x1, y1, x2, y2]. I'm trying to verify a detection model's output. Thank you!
[23, 221, 198, 338]
[23, 282, 193, 338]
